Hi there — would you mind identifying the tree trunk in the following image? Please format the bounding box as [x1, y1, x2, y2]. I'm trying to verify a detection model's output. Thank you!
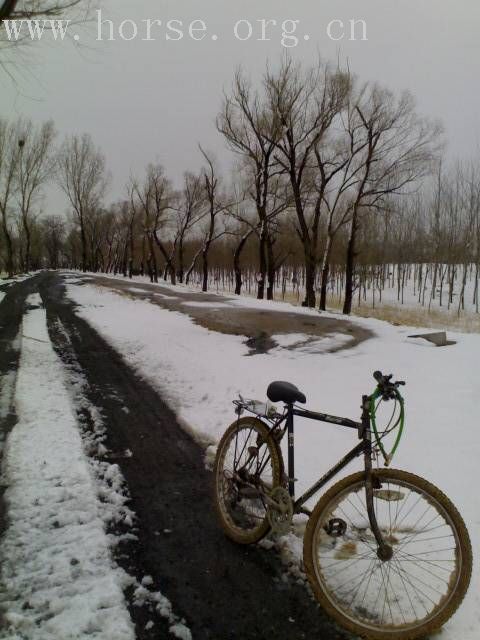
[23, 220, 31, 273]
[257, 227, 267, 300]
[233, 230, 252, 295]
[80, 219, 87, 273]
[152, 229, 175, 284]
[319, 234, 334, 311]
[303, 254, 316, 307]
[128, 222, 134, 278]
[266, 235, 275, 301]
[185, 247, 202, 285]
[343, 213, 358, 315]
[178, 239, 185, 283]
[1, 218, 14, 277]
[202, 247, 208, 292]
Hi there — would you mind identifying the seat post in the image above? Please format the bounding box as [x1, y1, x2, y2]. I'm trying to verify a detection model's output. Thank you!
[286, 403, 295, 498]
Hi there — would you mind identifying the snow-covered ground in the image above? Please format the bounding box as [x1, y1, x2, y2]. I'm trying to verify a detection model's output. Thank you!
[0, 273, 34, 287]
[0, 294, 134, 640]
[66, 274, 480, 640]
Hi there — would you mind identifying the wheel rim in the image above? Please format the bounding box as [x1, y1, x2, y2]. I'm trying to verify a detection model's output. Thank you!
[311, 474, 463, 634]
[216, 424, 277, 538]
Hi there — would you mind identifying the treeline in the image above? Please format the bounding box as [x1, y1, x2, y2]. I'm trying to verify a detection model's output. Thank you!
[1, 58, 479, 315]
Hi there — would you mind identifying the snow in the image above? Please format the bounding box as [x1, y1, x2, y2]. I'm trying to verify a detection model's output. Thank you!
[0, 273, 35, 287]
[66, 275, 480, 639]
[0, 294, 135, 640]
[0, 367, 17, 420]
[272, 332, 351, 353]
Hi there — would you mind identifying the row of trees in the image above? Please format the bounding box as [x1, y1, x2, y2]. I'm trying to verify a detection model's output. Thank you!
[1, 58, 479, 316]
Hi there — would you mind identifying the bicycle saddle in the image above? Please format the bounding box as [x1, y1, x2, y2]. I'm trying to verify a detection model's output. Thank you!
[267, 381, 306, 405]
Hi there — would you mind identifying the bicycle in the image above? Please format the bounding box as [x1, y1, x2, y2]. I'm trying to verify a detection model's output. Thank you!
[213, 371, 472, 640]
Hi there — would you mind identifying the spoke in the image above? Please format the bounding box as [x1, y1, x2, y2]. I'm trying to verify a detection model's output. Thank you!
[388, 562, 431, 617]
[234, 427, 254, 469]
[387, 481, 393, 536]
[372, 562, 388, 621]
[233, 428, 239, 470]
[400, 546, 457, 556]
[331, 561, 380, 595]
[336, 503, 376, 553]
[396, 511, 443, 551]
[395, 550, 453, 587]
[357, 558, 380, 612]
[400, 533, 454, 546]
[336, 569, 377, 605]
[350, 556, 377, 608]
[345, 493, 369, 525]
[257, 445, 272, 476]
[379, 564, 388, 625]
[322, 550, 374, 575]
[391, 487, 414, 530]
[397, 521, 450, 536]
[388, 560, 439, 607]
[353, 487, 368, 518]
[392, 483, 402, 534]
[392, 556, 417, 623]
[384, 562, 396, 625]
[394, 491, 424, 531]
[396, 549, 456, 576]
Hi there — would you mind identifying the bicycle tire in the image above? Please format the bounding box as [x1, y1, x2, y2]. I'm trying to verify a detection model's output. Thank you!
[214, 416, 284, 544]
[303, 469, 472, 640]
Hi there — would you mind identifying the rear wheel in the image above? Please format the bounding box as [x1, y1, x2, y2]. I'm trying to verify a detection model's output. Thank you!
[214, 417, 283, 544]
[303, 469, 472, 640]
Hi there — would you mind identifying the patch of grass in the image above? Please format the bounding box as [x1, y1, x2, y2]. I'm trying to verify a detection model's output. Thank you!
[325, 297, 480, 333]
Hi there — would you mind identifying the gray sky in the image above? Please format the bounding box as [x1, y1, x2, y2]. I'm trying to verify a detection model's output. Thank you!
[1, 0, 480, 213]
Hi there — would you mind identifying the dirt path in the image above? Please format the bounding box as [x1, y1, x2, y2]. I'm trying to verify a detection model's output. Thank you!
[19, 271, 352, 640]
[80, 274, 373, 355]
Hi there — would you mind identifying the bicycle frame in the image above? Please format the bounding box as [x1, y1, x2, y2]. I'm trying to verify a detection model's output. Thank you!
[264, 394, 390, 555]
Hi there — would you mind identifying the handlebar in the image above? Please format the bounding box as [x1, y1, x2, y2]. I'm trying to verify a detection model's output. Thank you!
[373, 371, 405, 401]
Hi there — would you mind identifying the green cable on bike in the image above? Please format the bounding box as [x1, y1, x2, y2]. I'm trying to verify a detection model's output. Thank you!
[369, 387, 405, 466]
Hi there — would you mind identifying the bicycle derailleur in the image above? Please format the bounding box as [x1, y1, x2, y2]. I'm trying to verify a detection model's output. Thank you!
[267, 486, 294, 536]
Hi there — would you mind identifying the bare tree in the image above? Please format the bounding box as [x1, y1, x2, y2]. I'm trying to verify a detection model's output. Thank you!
[16, 118, 55, 271]
[197, 147, 232, 292]
[0, 0, 92, 64]
[0, 0, 86, 21]
[57, 132, 107, 272]
[41, 213, 65, 268]
[171, 172, 206, 283]
[342, 85, 442, 314]
[217, 69, 289, 300]
[0, 118, 21, 275]
[264, 57, 351, 307]
[132, 164, 174, 283]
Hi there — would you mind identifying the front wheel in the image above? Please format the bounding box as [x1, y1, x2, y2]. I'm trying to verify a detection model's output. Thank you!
[214, 416, 284, 544]
[303, 469, 472, 640]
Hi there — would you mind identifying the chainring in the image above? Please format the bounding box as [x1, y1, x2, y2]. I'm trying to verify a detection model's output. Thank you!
[267, 486, 294, 536]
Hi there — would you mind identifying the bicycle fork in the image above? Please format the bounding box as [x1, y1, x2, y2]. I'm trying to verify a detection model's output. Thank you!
[362, 395, 393, 562]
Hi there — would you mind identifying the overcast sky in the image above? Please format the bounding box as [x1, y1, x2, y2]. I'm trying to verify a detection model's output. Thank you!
[1, 0, 480, 213]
